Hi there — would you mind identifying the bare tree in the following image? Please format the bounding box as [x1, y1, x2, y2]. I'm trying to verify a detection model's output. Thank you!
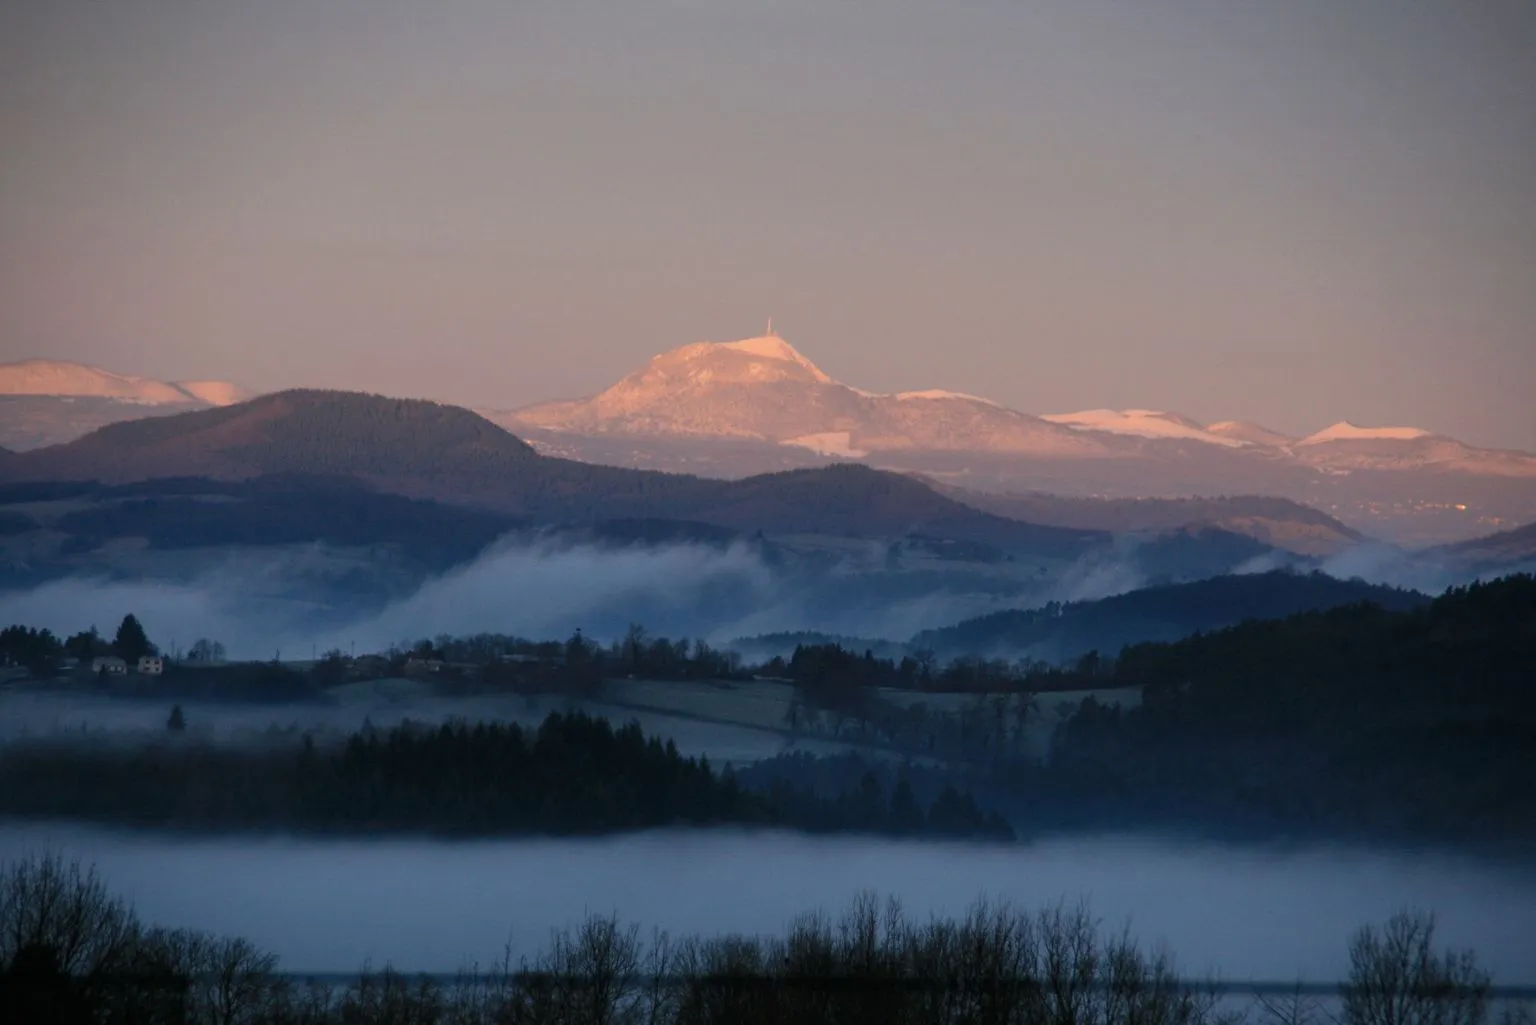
[0, 854, 141, 977]
[1254, 985, 1324, 1025]
[337, 965, 445, 1025]
[516, 912, 644, 1025]
[195, 934, 283, 1025]
[1343, 911, 1490, 1025]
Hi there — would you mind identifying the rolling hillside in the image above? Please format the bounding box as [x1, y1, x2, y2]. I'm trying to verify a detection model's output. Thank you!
[1433, 520, 1536, 569]
[0, 359, 253, 450]
[932, 489, 1363, 556]
[911, 571, 1429, 662]
[0, 390, 1103, 558]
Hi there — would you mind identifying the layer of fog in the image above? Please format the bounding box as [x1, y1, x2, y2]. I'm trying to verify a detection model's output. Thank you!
[2, 823, 1532, 982]
[0, 537, 1169, 659]
[0, 533, 1506, 661]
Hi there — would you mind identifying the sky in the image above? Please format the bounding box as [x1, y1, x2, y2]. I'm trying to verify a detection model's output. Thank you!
[1, 1, 1533, 449]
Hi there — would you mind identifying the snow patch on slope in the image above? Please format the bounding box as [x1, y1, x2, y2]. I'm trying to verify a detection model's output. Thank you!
[718, 336, 833, 383]
[894, 389, 999, 406]
[1041, 409, 1245, 447]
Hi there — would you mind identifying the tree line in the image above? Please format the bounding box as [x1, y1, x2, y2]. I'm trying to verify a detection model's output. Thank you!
[2, 854, 1522, 1025]
[6, 575, 1531, 847]
[1017, 574, 1536, 846]
[730, 575, 1536, 849]
[0, 614, 157, 675]
[0, 711, 1011, 842]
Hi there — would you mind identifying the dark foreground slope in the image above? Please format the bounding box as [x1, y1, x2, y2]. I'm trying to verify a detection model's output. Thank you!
[912, 571, 1427, 661]
[738, 574, 1536, 849]
[1027, 574, 1536, 845]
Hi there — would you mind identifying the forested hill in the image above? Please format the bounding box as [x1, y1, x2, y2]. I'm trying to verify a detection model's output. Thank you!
[0, 390, 1104, 555]
[46, 476, 523, 569]
[1035, 574, 1536, 845]
[1434, 520, 1536, 568]
[931, 487, 1363, 556]
[1100, 573, 1533, 703]
[912, 570, 1428, 662]
[13, 389, 541, 479]
[0, 711, 1013, 842]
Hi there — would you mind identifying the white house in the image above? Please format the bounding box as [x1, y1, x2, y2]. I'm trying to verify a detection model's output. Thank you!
[91, 656, 127, 675]
[137, 656, 164, 675]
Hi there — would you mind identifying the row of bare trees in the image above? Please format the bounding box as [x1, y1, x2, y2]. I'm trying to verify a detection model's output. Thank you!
[1, 854, 1522, 1025]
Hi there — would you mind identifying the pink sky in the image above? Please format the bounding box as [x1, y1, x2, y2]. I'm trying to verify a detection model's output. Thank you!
[2, 1, 1533, 448]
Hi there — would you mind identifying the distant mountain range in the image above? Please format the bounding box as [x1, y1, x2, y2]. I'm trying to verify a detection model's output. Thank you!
[0, 386, 1380, 559]
[509, 335, 1101, 460]
[0, 389, 1101, 559]
[501, 333, 1535, 474]
[5, 344, 1534, 543]
[0, 359, 253, 451]
[494, 334, 1536, 543]
[0, 391, 1329, 641]
[0, 388, 1530, 648]
[0, 359, 251, 406]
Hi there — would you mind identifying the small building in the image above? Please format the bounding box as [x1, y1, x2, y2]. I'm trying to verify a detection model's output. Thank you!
[137, 656, 165, 676]
[91, 656, 128, 675]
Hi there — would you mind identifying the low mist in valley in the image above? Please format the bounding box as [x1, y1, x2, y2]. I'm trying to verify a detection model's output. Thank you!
[6, 2, 1535, 1019]
[2, 823, 1532, 981]
[0, 536, 1158, 659]
[0, 527, 1488, 662]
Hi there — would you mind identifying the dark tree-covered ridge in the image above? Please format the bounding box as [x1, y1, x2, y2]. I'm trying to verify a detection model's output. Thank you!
[1029, 574, 1536, 845]
[0, 712, 1012, 842]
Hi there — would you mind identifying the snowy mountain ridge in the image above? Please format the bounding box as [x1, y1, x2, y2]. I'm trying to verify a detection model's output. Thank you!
[503, 333, 1532, 467]
[0, 359, 250, 407]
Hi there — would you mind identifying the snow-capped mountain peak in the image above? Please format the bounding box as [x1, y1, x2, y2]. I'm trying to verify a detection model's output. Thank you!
[494, 333, 1536, 485]
[715, 336, 834, 383]
[1300, 421, 1433, 445]
[0, 359, 248, 406]
[504, 334, 1098, 455]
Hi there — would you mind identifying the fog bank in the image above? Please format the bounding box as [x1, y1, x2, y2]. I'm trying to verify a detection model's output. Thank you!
[0, 537, 1163, 658]
[0, 533, 1506, 661]
[1, 824, 1531, 981]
